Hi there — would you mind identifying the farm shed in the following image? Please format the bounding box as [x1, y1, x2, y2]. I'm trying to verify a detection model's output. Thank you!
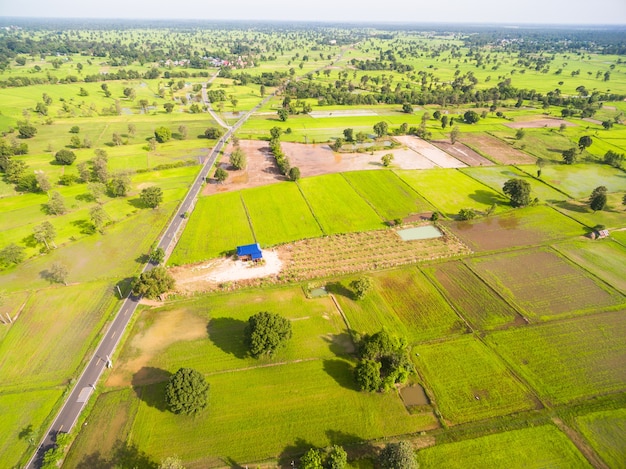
[236, 243, 263, 261]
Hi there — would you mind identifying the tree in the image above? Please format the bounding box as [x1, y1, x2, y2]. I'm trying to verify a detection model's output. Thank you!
[355, 131, 368, 143]
[503, 178, 531, 207]
[562, 147, 578, 165]
[112, 133, 123, 146]
[46, 191, 67, 215]
[515, 129, 526, 140]
[458, 208, 477, 220]
[154, 126, 172, 143]
[133, 266, 175, 299]
[92, 152, 109, 183]
[589, 186, 608, 213]
[450, 125, 460, 144]
[34, 170, 51, 192]
[205, 127, 224, 139]
[128, 123, 137, 137]
[288, 166, 301, 181]
[378, 441, 417, 469]
[355, 359, 382, 392]
[214, 167, 228, 184]
[603, 150, 624, 168]
[90, 205, 109, 233]
[229, 147, 247, 170]
[463, 110, 480, 124]
[54, 149, 76, 165]
[441, 115, 449, 129]
[373, 121, 389, 138]
[433, 110, 442, 120]
[622, 193, 626, 210]
[123, 87, 136, 100]
[165, 368, 209, 415]
[270, 126, 283, 140]
[244, 311, 292, 358]
[300, 448, 324, 469]
[602, 120, 613, 130]
[578, 135, 593, 152]
[401, 103, 413, 114]
[150, 247, 166, 265]
[49, 262, 69, 285]
[70, 126, 80, 134]
[77, 162, 91, 183]
[343, 128, 354, 142]
[178, 125, 188, 140]
[277, 108, 289, 121]
[159, 456, 186, 469]
[18, 124, 37, 139]
[381, 153, 394, 167]
[5, 159, 28, 184]
[140, 186, 164, 209]
[163, 102, 175, 113]
[0, 243, 26, 266]
[33, 221, 56, 250]
[351, 276, 373, 300]
[87, 182, 106, 203]
[109, 171, 132, 197]
[326, 445, 348, 469]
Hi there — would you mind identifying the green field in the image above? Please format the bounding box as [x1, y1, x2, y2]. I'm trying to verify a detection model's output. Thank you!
[395, 169, 507, 217]
[335, 267, 467, 343]
[551, 191, 626, 230]
[424, 260, 520, 330]
[297, 174, 385, 234]
[576, 408, 626, 469]
[486, 310, 626, 404]
[416, 425, 591, 468]
[168, 191, 254, 265]
[535, 164, 626, 199]
[242, 182, 323, 246]
[342, 170, 433, 220]
[415, 336, 536, 424]
[468, 248, 625, 320]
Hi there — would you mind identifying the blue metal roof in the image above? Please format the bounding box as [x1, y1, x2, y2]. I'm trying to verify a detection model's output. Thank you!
[236, 243, 263, 259]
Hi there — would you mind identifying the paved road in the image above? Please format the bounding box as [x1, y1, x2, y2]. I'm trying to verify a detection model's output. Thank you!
[26, 45, 350, 468]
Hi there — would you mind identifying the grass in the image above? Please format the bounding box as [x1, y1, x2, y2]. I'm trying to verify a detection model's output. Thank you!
[341, 170, 433, 220]
[241, 182, 323, 246]
[334, 267, 467, 343]
[0, 389, 64, 468]
[551, 192, 626, 230]
[416, 425, 591, 468]
[297, 174, 385, 235]
[553, 239, 626, 293]
[486, 310, 626, 404]
[394, 169, 507, 217]
[168, 191, 255, 265]
[423, 260, 520, 330]
[414, 336, 537, 424]
[468, 248, 625, 320]
[575, 408, 626, 469]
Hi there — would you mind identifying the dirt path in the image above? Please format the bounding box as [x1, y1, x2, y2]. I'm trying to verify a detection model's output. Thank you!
[551, 417, 609, 469]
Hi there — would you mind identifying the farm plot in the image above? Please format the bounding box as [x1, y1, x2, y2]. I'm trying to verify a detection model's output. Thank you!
[416, 425, 591, 469]
[395, 135, 466, 168]
[424, 261, 520, 330]
[462, 165, 568, 203]
[414, 336, 537, 424]
[129, 359, 435, 467]
[486, 310, 626, 404]
[335, 267, 467, 343]
[468, 248, 625, 320]
[576, 408, 626, 469]
[554, 239, 626, 294]
[430, 140, 494, 166]
[460, 133, 536, 164]
[552, 192, 626, 230]
[242, 183, 323, 246]
[168, 192, 255, 265]
[504, 117, 574, 129]
[342, 170, 433, 220]
[297, 173, 385, 234]
[395, 168, 507, 218]
[445, 205, 587, 252]
[533, 163, 626, 199]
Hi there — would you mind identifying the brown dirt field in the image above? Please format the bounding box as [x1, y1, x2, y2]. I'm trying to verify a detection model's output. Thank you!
[394, 135, 466, 168]
[431, 140, 494, 166]
[504, 118, 575, 129]
[106, 309, 207, 387]
[460, 133, 536, 165]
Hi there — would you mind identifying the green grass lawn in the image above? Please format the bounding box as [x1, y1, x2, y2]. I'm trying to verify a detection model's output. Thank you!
[416, 425, 591, 468]
[486, 310, 626, 405]
[576, 408, 626, 469]
[414, 336, 536, 424]
[341, 170, 433, 220]
[395, 168, 507, 218]
[468, 248, 625, 320]
[297, 174, 385, 234]
[423, 260, 520, 330]
[242, 182, 323, 246]
[168, 191, 254, 265]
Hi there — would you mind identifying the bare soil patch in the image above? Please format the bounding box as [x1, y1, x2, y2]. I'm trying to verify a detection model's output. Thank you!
[504, 118, 575, 129]
[431, 140, 494, 166]
[460, 133, 536, 165]
[394, 135, 466, 168]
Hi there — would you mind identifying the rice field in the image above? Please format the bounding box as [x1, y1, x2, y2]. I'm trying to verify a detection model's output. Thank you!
[575, 408, 626, 469]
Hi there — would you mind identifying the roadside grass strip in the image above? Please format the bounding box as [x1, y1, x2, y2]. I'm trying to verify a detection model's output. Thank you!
[486, 310, 626, 404]
[416, 425, 591, 469]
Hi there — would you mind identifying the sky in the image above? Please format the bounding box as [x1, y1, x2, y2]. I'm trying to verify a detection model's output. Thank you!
[1, 0, 625, 25]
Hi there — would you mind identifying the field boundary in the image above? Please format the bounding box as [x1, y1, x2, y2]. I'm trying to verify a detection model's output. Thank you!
[294, 180, 327, 235]
[239, 193, 258, 243]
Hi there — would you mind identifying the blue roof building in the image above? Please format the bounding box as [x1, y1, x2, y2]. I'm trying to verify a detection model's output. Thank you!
[236, 243, 263, 260]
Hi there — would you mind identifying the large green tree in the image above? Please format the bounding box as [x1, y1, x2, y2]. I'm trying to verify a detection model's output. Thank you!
[463, 110, 480, 124]
[33, 221, 56, 250]
[244, 311, 292, 358]
[55, 149, 76, 165]
[132, 266, 175, 299]
[378, 441, 417, 469]
[140, 186, 164, 209]
[46, 191, 67, 215]
[154, 126, 172, 143]
[229, 147, 247, 170]
[0, 243, 26, 266]
[165, 368, 209, 415]
[578, 135, 593, 152]
[373, 121, 389, 138]
[589, 186, 608, 213]
[502, 178, 531, 207]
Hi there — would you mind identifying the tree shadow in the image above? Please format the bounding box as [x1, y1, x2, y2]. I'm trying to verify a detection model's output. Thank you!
[322, 333, 356, 356]
[323, 359, 358, 391]
[112, 441, 158, 469]
[207, 317, 247, 359]
[279, 437, 318, 466]
[75, 192, 95, 203]
[39, 269, 62, 285]
[220, 456, 245, 468]
[326, 282, 356, 301]
[71, 219, 96, 235]
[135, 253, 150, 264]
[467, 189, 506, 206]
[132, 371, 171, 412]
[553, 200, 589, 214]
[21, 233, 39, 249]
[127, 197, 145, 209]
[74, 450, 111, 469]
[18, 424, 34, 440]
[325, 429, 369, 448]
